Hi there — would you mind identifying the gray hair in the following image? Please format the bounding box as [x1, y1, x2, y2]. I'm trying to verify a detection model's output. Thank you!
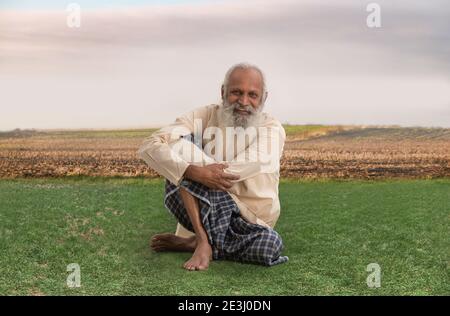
[222, 62, 267, 104]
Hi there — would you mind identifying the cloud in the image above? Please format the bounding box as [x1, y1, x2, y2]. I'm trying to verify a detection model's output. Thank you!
[0, 0, 449, 129]
[1, 0, 449, 74]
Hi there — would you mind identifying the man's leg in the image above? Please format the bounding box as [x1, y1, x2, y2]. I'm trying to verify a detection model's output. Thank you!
[178, 187, 212, 271]
[150, 233, 196, 253]
[151, 187, 212, 271]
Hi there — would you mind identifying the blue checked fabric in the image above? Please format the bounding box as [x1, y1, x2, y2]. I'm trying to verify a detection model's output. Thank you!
[164, 179, 289, 266]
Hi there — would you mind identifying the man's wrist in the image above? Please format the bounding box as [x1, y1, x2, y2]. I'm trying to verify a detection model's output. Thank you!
[184, 164, 201, 182]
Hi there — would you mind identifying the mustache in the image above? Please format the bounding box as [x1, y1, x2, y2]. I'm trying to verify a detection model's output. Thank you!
[230, 102, 257, 115]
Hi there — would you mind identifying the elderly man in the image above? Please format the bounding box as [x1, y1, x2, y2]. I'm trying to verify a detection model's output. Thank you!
[138, 63, 288, 271]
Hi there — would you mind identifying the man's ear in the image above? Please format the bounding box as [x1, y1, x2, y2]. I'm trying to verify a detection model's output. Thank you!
[221, 85, 225, 100]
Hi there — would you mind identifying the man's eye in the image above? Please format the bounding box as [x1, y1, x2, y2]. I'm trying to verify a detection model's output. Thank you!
[232, 91, 241, 96]
[249, 93, 258, 98]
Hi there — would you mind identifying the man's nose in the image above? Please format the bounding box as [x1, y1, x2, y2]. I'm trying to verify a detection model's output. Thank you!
[238, 94, 250, 106]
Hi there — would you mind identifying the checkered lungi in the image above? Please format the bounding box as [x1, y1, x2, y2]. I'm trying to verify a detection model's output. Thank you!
[164, 179, 289, 266]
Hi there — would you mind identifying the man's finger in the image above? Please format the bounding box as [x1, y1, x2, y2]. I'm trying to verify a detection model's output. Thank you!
[221, 180, 233, 189]
[222, 172, 240, 180]
[217, 185, 227, 192]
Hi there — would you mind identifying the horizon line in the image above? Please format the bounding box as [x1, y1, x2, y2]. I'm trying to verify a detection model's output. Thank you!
[2, 123, 450, 133]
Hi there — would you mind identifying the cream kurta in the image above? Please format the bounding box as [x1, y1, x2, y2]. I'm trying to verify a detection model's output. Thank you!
[138, 104, 286, 237]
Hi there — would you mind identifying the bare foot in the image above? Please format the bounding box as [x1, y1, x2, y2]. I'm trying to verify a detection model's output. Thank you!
[150, 233, 196, 252]
[183, 240, 212, 271]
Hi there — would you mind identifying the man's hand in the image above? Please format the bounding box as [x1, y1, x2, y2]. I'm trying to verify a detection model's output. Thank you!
[184, 164, 240, 191]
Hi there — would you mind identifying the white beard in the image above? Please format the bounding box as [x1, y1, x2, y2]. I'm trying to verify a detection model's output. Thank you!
[219, 100, 264, 128]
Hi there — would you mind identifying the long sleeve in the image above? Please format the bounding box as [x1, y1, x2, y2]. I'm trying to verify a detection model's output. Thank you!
[137, 105, 213, 185]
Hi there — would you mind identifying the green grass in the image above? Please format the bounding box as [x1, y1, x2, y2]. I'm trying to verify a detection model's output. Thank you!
[42, 129, 158, 139]
[282, 124, 352, 138]
[0, 129, 158, 139]
[282, 124, 329, 136]
[1, 125, 338, 139]
[0, 178, 448, 295]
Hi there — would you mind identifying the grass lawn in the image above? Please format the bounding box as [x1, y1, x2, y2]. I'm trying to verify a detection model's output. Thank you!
[0, 177, 448, 295]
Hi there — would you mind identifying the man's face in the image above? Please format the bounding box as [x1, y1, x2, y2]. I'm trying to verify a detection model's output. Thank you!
[221, 68, 265, 127]
[224, 68, 264, 112]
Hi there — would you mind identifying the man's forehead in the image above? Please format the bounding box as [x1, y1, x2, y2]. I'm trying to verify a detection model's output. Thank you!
[228, 68, 263, 90]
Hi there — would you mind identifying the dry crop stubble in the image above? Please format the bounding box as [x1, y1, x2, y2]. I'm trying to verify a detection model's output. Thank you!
[1, 127, 449, 179]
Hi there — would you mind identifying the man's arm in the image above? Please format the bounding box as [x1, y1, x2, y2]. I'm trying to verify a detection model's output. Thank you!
[138, 105, 214, 185]
[169, 136, 240, 190]
[138, 105, 240, 188]
[184, 164, 240, 191]
[138, 120, 192, 186]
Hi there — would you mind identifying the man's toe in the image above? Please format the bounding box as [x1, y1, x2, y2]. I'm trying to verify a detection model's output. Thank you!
[185, 264, 195, 271]
[151, 243, 164, 251]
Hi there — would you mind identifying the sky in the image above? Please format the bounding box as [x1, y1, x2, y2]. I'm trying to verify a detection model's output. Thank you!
[0, 0, 213, 10]
[0, 0, 449, 130]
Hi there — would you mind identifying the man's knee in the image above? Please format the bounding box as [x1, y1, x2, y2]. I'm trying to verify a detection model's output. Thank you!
[258, 229, 284, 264]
